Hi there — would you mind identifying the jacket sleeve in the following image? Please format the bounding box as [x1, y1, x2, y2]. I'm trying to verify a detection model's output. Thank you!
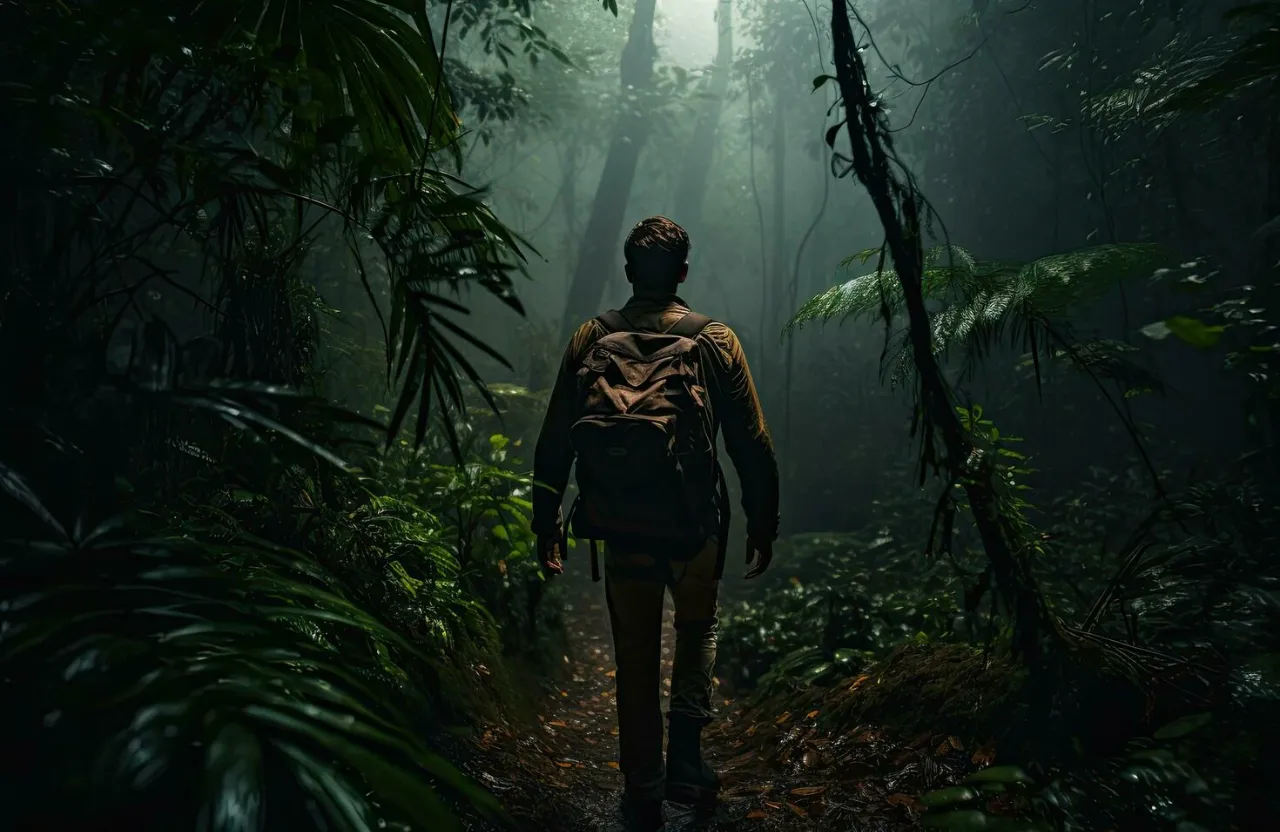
[531, 320, 602, 536]
[701, 322, 780, 542]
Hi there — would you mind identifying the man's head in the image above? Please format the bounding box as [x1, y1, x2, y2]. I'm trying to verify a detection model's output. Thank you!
[623, 216, 690, 294]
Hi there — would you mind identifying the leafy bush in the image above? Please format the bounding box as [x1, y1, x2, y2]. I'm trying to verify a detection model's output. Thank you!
[718, 527, 966, 697]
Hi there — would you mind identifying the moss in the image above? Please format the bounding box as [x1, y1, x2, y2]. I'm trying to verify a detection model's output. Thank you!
[742, 643, 1027, 750]
[825, 643, 1025, 742]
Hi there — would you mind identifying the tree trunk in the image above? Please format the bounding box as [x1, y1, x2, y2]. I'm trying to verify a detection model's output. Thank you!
[828, 0, 1054, 661]
[769, 70, 788, 323]
[673, 0, 733, 237]
[559, 0, 658, 340]
[561, 138, 580, 268]
[755, 68, 788, 383]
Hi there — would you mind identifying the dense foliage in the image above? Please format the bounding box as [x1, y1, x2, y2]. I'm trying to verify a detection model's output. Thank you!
[0, 0, 565, 828]
[3, 0, 1278, 830]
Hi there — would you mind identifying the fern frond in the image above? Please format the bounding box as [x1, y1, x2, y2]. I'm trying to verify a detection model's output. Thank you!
[788, 243, 1175, 383]
[784, 267, 898, 333]
[784, 245, 986, 335]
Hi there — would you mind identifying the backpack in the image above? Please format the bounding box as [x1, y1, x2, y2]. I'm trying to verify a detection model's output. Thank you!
[567, 309, 730, 582]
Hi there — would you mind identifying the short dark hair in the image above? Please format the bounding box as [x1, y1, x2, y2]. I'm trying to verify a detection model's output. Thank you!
[624, 216, 690, 287]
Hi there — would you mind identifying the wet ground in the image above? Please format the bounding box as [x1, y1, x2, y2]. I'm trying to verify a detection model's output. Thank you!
[463, 581, 994, 831]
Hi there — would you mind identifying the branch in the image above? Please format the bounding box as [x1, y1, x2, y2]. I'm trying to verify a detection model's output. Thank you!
[829, 0, 1056, 661]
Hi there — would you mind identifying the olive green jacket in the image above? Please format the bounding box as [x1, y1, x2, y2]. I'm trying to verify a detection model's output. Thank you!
[532, 292, 780, 543]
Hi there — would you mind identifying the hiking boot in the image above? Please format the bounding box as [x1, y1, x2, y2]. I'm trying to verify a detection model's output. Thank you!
[665, 714, 720, 809]
[620, 791, 667, 832]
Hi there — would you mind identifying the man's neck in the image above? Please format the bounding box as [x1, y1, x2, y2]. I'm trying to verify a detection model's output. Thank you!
[628, 288, 683, 304]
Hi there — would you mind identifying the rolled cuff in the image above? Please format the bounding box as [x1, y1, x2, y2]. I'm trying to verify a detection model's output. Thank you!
[531, 498, 563, 537]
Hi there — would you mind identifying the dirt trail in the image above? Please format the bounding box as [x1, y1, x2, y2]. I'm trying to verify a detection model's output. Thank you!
[465, 581, 980, 831]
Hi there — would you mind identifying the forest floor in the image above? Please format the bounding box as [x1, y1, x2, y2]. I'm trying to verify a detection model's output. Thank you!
[462, 580, 999, 831]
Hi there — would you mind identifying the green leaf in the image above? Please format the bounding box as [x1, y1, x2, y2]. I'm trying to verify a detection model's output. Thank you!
[1164, 316, 1225, 348]
[920, 786, 979, 808]
[1140, 320, 1172, 340]
[825, 121, 844, 148]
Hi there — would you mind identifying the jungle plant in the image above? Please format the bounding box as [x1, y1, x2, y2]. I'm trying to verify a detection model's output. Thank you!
[0, 399, 510, 831]
[0, 0, 553, 828]
[717, 528, 966, 695]
[786, 243, 1175, 394]
[0, 0, 529, 451]
[373, 419, 563, 665]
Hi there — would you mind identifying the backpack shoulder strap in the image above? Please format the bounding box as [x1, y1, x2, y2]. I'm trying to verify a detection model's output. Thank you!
[595, 309, 632, 334]
[665, 311, 713, 339]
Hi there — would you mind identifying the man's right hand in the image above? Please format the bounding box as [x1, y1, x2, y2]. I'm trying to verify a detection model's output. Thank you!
[744, 536, 772, 579]
[538, 532, 565, 577]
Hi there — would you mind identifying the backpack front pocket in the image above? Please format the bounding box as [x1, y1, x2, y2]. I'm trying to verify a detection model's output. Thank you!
[570, 415, 698, 537]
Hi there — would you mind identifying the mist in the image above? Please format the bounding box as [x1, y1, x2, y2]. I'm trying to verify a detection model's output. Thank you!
[447, 0, 1261, 543]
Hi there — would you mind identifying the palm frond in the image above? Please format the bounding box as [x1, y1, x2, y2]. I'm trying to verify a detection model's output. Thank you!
[5, 0, 529, 455]
[0, 470, 505, 831]
[1140, 2, 1280, 117]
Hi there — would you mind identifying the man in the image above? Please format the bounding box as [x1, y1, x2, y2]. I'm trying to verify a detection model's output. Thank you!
[532, 216, 780, 831]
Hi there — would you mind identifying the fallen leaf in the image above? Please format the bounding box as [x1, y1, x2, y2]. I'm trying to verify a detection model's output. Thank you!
[556, 761, 573, 768]
[790, 785, 827, 797]
[764, 800, 783, 809]
[787, 801, 808, 817]
[775, 711, 792, 726]
[849, 674, 871, 691]
[886, 793, 921, 811]
[746, 809, 768, 819]
[806, 709, 820, 719]
[605, 669, 617, 678]
[605, 761, 619, 769]
[548, 720, 568, 728]
[971, 744, 997, 766]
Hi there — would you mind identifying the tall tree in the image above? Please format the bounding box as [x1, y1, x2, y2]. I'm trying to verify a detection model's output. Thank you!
[826, 0, 1054, 660]
[673, 0, 734, 240]
[768, 60, 789, 335]
[560, 0, 659, 339]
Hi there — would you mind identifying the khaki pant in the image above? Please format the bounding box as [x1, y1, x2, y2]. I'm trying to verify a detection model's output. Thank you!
[604, 537, 720, 800]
